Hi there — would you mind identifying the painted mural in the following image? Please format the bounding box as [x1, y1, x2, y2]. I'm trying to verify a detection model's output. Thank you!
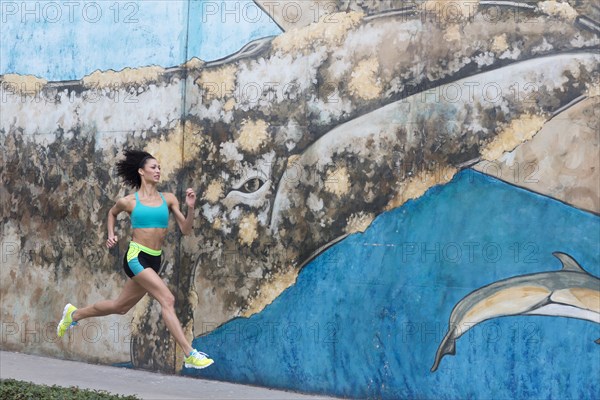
[1, 0, 599, 398]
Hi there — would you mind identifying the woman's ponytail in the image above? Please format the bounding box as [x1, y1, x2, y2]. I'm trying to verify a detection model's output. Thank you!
[115, 149, 154, 189]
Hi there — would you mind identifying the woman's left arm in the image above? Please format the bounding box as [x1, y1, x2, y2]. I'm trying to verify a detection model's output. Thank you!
[167, 188, 196, 235]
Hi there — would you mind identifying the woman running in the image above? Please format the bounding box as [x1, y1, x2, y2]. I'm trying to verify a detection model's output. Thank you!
[56, 149, 213, 369]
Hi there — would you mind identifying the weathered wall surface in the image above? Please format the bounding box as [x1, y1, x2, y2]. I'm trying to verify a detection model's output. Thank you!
[1, 0, 599, 398]
[1, 71, 186, 365]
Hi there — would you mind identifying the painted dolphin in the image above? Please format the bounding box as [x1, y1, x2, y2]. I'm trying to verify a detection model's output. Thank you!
[431, 252, 600, 372]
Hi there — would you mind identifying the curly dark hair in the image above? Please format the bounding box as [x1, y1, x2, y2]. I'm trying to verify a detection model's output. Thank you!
[115, 149, 155, 189]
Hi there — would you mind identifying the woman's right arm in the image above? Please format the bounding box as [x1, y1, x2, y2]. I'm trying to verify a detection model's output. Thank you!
[106, 197, 128, 248]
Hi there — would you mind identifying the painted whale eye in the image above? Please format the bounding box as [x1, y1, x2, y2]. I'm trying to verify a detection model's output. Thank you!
[239, 178, 265, 193]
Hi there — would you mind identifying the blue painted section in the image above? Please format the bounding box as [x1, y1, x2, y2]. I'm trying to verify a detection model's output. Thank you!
[1, 1, 187, 80]
[185, 170, 600, 399]
[187, 0, 282, 62]
[1, 0, 281, 80]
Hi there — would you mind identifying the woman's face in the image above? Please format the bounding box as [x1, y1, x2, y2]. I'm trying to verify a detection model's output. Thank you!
[140, 158, 160, 183]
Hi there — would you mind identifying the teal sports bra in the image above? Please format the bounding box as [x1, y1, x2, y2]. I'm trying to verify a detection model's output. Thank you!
[131, 192, 169, 229]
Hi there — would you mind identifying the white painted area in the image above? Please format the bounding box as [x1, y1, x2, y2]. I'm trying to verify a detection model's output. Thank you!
[1, 82, 184, 142]
[526, 304, 600, 324]
[474, 52, 496, 67]
[201, 203, 221, 223]
[307, 192, 324, 213]
[273, 120, 304, 150]
[223, 180, 272, 210]
[235, 47, 328, 111]
[532, 38, 554, 54]
[307, 92, 354, 124]
[219, 141, 244, 162]
[500, 47, 522, 60]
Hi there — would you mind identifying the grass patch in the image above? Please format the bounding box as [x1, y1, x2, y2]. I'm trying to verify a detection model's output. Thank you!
[0, 379, 140, 399]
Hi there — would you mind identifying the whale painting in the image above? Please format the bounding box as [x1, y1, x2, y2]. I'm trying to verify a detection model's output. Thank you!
[1, 0, 599, 398]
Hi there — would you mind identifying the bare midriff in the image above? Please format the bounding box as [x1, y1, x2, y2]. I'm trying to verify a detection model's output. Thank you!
[132, 227, 168, 250]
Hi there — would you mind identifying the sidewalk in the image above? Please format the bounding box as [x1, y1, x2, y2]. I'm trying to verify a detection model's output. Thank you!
[0, 351, 339, 400]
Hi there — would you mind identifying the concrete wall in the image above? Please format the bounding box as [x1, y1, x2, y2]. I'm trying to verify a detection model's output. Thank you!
[1, 1, 599, 398]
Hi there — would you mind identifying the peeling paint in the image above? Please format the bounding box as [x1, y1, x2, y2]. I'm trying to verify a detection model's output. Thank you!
[481, 114, 547, 161]
[195, 64, 237, 100]
[145, 133, 182, 180]
[204, 179, 224, 203]
[443, 25, 462, 42]
[183, 120, 205, 161]
[349, 58, 382, 100]
[587, 81, 600, 98]
[143, 120, 204, 179]
[324, 166, 351, 197]
[238, 214, 259, 246]
[237, 119, 269, 153]
[0, 74, 47, 95]
[537, 1, 579, 22]
[385, 167, 459, 211]
[82, 66, 165, 89]
[219, 141, 244, 162]
[345, 212, 375, 234]
[307, 192, 324, 213]
[492, 34, 509, 53]
[272, 11, 364, 55]
[223, 98, 236, 112]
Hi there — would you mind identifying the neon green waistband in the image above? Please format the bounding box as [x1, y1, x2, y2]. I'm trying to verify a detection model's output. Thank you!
[127, 242, 162, 261]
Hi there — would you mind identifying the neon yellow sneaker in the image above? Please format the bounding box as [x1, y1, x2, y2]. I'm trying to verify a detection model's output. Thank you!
[57, 303, 78, 338]
[184, 349, 214, 369]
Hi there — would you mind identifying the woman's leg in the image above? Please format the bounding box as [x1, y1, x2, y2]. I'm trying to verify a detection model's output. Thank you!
[131, 268, 193, 356]
[72, 278, 147, 322]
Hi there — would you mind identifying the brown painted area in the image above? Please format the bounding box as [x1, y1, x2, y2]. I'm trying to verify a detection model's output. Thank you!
[475, 98, 600, 214]
[553, 288, 600, 313]
[463, 286, 550, 323]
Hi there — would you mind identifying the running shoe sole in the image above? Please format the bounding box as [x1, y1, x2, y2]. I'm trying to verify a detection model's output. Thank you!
[184, 359, 215, 369]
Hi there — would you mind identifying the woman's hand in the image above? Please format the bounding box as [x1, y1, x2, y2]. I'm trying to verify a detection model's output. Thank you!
[185, 188, 196, 208]
[106, 235, 118, 249]
[107, 197, 127, 249]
